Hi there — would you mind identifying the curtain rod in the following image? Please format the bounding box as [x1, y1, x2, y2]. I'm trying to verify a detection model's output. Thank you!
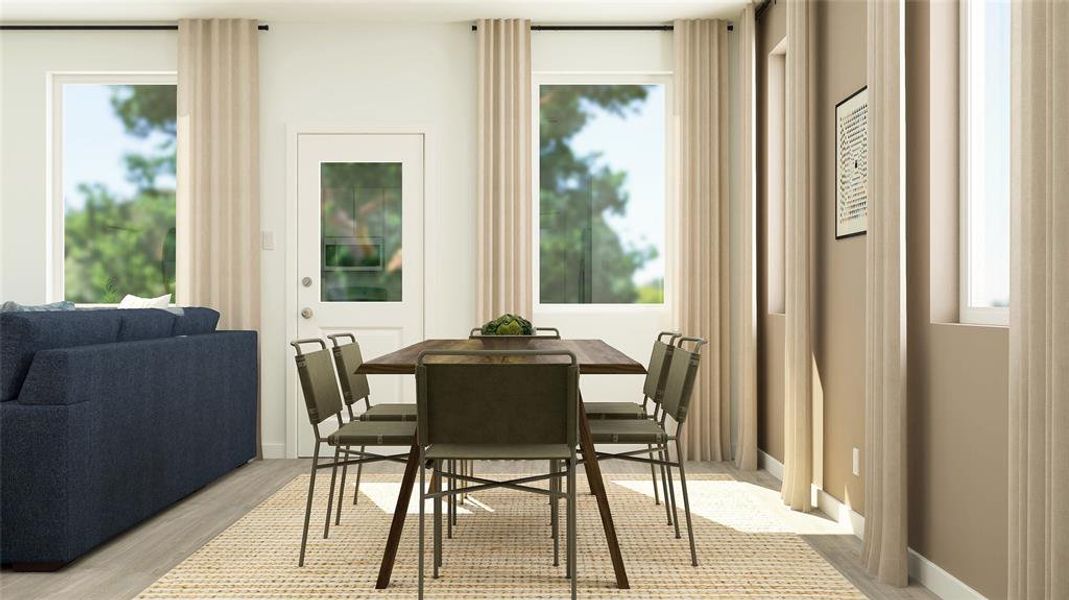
[470, 23, 734, 32]
[0, 24, 269, 31]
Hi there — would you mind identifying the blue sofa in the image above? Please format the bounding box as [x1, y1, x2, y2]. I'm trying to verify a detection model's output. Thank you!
[0, 307, 257, 569]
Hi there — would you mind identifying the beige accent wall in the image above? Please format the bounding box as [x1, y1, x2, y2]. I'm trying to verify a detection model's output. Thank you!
[812, 0, 867, 513]
[905, 2, 1009, 597]
[756, 1, 1009, 596]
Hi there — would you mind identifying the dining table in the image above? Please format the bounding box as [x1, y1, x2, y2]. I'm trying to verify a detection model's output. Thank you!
[358, 337, 645, 590]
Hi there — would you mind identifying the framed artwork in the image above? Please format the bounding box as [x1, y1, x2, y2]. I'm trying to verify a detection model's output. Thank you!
[835, 86, 868, 239]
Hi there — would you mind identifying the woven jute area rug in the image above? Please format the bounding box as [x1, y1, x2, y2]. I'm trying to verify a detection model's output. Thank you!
[137, 472, 863, 599]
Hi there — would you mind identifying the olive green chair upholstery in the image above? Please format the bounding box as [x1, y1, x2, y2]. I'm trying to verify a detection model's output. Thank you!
[415, 349, 580, 600]
[585, 331, 679, 420]
[290, 338, 415, 567]
[586, 336, 705, 567]
[584, 331, 679, 515]
[326, 333, 418, 516]
[328, 333, 417, 422]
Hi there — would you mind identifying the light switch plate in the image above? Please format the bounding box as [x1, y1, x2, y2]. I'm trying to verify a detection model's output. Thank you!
[261, 230, 275, 250]
[852, 447, 861, 477]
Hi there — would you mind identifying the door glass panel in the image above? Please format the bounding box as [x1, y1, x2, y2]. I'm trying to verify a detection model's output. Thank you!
[320, 162, 402, 302]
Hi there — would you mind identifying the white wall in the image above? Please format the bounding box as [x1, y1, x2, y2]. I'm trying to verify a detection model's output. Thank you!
[258, 22, 477, 456]
[0, 31, 179, 303]
[0, 24, 688, 457]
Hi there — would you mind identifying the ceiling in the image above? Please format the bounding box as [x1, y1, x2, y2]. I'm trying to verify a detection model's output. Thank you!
[0, 0, 751, 24]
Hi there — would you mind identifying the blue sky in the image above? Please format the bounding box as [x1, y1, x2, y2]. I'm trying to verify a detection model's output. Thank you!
[62, 84, 175, 212]
[569, 84, 666, 286]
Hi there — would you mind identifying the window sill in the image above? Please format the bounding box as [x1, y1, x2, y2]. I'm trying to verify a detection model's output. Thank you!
[929, 320, 1008, 332]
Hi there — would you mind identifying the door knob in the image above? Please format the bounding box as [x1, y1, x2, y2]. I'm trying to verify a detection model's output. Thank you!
[301, 276, 312, 287]
[301, 307, 313, 319]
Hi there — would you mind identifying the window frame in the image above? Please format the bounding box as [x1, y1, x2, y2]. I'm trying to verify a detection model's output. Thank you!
[958, 1, 1009, 326]
[531, 72, 676, 313]
[766, 38, 787, 316]
[47, 71, 178, 306]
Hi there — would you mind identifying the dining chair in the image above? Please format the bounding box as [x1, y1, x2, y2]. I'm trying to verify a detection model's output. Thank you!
[584, 331, 679, 517]
[414, 349, 580, 600]
[461, 324, 562, 532]
[585, 336, 706, 567]
[467, 326, 562, 339]
[327, 333, 417, 521]
[290, 338, 416, 567]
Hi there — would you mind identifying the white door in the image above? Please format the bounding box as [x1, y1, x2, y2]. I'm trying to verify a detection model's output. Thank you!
[296, 133, 424, 457]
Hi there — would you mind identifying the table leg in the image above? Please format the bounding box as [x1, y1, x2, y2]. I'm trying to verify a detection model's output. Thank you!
[376, 443, 420, 589]
[577, 398, 630, 589]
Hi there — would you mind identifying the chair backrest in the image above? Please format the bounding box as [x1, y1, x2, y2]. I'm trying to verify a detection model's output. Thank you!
[415, 350, 578, 449]
[642, 331, 681, 402]
[327, 333, 371, 408]
[468, 326, 562, 339]
[660, 337, 706, 424]
[291, 339, 344, 426]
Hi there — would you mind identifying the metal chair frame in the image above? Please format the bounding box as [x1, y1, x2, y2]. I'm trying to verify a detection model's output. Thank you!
[581, 336, 707, 567]
[467, 326, 562, 339]
[290, 338, 413, 567]
[326, 332, 424, 528]
[414, 349, 580, 600]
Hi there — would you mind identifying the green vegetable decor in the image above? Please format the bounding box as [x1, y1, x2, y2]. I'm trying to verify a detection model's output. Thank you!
[480, 313, 535, 336]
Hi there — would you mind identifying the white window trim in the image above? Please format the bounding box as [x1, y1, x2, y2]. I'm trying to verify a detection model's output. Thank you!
[47, 71, 178, 305]
[531, 72, 676, 313]
[958, 2, 1009, 327]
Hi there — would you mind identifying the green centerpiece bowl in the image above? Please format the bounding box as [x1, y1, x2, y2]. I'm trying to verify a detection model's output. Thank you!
[479, 313, 535, 336]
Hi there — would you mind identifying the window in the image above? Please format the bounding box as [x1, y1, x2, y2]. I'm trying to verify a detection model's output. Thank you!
[766, 40, 787, 315]
[960, 0, 1010, 324]
[536, 78, 668, 305]
[51, 74, 177, 304]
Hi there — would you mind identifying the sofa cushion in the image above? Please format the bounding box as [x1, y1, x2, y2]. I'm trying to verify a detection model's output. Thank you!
[117, 309, 177, 342]
[173, 307, 220, 335]
[0, 310, 121, 401]
[0, 300, 76, 312]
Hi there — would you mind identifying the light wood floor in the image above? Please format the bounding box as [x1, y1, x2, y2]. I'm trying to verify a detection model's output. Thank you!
[0, 459, 938, 600]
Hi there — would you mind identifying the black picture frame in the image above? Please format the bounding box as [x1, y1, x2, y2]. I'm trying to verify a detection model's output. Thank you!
[834, 85, 869, 240]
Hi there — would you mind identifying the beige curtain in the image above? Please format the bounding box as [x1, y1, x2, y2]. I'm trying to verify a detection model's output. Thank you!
[862, 0, 908, 586]
[734, 5, 758, 472]
[675, 19, 732, 462]
[177, 19, 261, 450]
[476, 19, 532, 321]
[1009, 1, 1069, 597]
[782, 0, 814, 511]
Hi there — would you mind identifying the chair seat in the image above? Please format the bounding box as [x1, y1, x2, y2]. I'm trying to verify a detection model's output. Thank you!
[360, 403, 417, 421]
[589, 419, 669, 444]
[328, 421, 416, 446]
[584, 401, 646, 420]
[426, 443, 573, 460]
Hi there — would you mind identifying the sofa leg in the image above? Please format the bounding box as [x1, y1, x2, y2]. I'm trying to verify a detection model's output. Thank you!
[11, 562, 67, 572]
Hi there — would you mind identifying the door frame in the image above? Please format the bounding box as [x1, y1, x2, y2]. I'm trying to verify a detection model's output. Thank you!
[284, 124, 436, 459]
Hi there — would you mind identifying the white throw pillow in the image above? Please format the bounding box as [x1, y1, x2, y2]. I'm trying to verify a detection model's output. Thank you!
[117, 293, 171, 309]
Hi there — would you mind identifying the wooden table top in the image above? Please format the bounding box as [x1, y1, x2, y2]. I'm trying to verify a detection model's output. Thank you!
[358, 338, 646, 375]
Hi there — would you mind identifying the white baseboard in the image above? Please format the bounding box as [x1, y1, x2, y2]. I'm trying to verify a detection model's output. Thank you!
[758, 449, 784, 480]
[907, 548, 986, 600]
[261, 442, 287, 459]
[757, 450, 986, 600]
[815, 485, 866, 538]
